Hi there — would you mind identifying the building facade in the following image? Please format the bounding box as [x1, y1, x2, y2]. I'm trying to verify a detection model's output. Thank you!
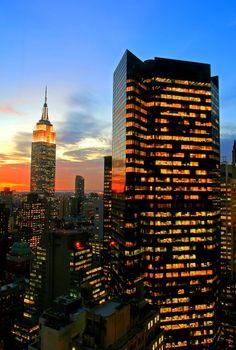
[30, 88, 56, 198]
[79, 298, 164, 350]
[0, 203, 10, 234]
[16, 193, 46, 253]
[219, 144, 236, 348]
[75, 175, 85, 198]
[0, 280, 27, 349]
[111, 50, 221, 349]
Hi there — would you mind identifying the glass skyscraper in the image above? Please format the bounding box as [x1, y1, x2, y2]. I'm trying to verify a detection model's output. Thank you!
[111, 50, 220, 349]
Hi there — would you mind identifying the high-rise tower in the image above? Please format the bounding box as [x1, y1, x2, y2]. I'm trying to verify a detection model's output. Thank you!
[219, 144, 236, 349]
[75, 175, 85, 198]
[30, 88, 56, 198]
[103, 156, 112, 287]
[111, 50, 220, 349]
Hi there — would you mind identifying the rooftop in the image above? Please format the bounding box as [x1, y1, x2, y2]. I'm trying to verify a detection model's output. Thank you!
[93, 300, 121, 317]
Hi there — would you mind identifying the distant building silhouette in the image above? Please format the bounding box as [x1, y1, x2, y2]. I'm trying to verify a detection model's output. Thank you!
[75, 175, 85, 198]
[73, 175, 85, 216]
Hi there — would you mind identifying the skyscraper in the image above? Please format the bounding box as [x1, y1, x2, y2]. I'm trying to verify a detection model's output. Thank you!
[75, 175, 85, 198]
[30, 88, 56, 198]
[103, 156, 112, 247]
[111, 50, 220, 348]
[220, 161, 233, 279]
[73, 175, 85, 216]
[17, 193, 46, 253]
[219, 143, 236, 348]
[103, 156, 112, 286]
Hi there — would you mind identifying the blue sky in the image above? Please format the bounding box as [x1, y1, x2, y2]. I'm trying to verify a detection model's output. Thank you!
[0, 0, 236, 190]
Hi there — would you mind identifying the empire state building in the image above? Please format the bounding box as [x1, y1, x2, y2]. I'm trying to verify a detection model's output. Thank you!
[30, 88, 56, 197]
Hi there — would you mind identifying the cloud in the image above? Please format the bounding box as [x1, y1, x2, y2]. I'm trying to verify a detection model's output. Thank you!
[220, 138, 234, 162]
[69, 91, 97, 109]
[13, 132, 32, 158]
[57, 111, 110, 144]
[57, 91, 112, 162]
[63, 145, 111, 162]
[0, 106, 22, 115]
[221, 87, 236, 108]
[58, 90, 111, 142]
[57, 136, 111, 162]
[0, 132, 31, 166]
[220, 124, 236, 139]
[0, 182, 27, 189]
[0, 153, 11, 165]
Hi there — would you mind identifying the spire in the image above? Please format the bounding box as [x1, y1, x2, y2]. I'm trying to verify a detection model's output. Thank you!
[41, 86, 49, 121]
[45, 86, 47, 105]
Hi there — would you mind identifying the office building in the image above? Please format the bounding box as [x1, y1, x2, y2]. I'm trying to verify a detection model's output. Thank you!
[30, 88, 56, 198]
[111, 50, 220, 348]
[24, 228, 106, 319]
[12, 228, 107, 349]
[29, 296, 86, 350]
[231, 141, 236, 279]
[58, 193, 71, 219]
[0, 279, 27, 349]
[90, 198, 104, 261]
[0, 205, 10, 279]
[103, 156, 112, 282]
[219, 283, 236, 349]
[69, 238, 107, 306]
[0, 187, 13, 212]
[73, 175, 85, 216]
[11, 229, 88, 349]
[16, 193, 46, 253]
[7, 241, 32, 278]
[30, 297, 164, 350]
[78, 298, 164, 350]
[11, 318, 39, 350]
[220, 161, 233, 279]
[219, 143, 236, 348]
[103, 156, 112, 239]
[0, 203, 10, 234]
[75, 175, 85, 198]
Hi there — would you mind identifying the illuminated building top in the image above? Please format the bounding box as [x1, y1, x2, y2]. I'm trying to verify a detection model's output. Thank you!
[32, 87, 56, 144]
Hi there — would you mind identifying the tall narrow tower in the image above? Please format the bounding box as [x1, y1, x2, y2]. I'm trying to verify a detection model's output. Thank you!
[75, 175, 85, 198]
[30, 88, 56, 198]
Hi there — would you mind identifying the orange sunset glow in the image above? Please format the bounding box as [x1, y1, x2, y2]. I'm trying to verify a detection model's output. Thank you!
[0, 164, 30, 191]
[0, 159, 104, 192]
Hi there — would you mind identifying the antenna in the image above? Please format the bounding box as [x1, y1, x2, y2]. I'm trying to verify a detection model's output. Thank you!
[45, 86, 47, 104]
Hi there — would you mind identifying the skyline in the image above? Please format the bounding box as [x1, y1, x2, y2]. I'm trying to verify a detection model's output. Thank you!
[1, 0, 236, 192]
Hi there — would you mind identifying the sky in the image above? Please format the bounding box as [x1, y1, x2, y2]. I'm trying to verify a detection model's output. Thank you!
[0, 0, 236, 192]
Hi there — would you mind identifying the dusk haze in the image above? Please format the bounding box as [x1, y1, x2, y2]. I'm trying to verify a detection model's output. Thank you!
[0, 1, 236, 349]
[1, 0, 236, 191]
